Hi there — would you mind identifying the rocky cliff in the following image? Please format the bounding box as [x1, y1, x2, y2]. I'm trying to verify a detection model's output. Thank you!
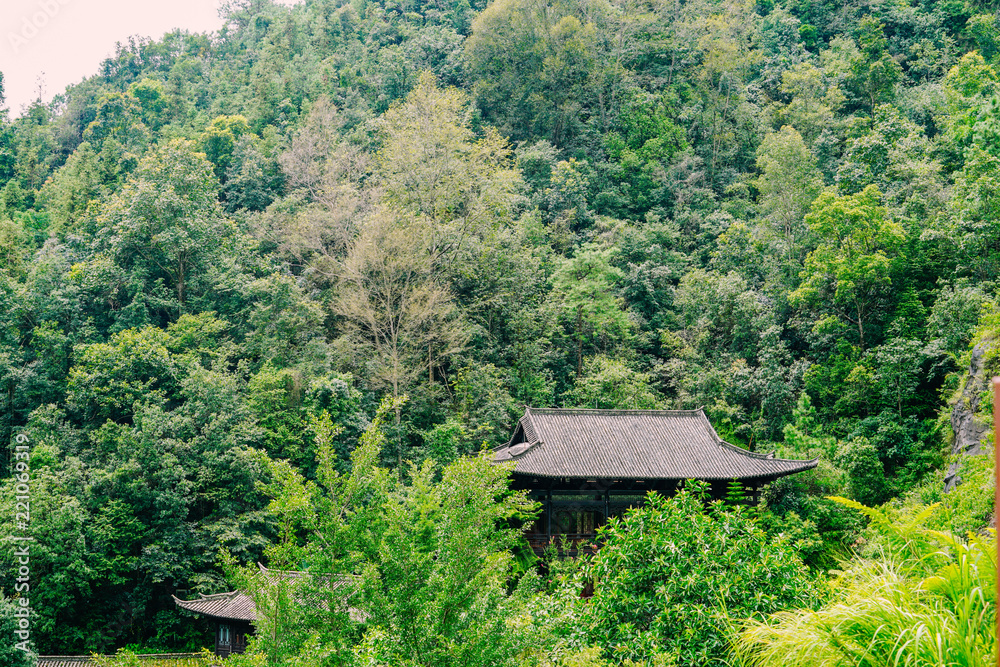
[944, 341, 992, 492]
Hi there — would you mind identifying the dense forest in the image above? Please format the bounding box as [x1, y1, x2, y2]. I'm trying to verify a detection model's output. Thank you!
[0, 0, 998, 663]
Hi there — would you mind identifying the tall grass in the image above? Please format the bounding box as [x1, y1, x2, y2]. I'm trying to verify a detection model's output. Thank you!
[733, 498, 997, 667]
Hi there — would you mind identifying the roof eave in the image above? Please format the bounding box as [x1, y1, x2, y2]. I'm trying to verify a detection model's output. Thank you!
[171, 594, 255, 623]
[510, 458, 819, 482]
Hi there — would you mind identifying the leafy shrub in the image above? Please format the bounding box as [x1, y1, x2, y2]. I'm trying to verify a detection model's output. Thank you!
[584, 483, 820, 666]
[735, 498, 997, 667]
[0, 596, 33, 667]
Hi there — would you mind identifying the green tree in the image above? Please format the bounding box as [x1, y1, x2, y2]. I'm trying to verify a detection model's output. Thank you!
[66, 327, 177, 424]
[564, 355, 663, 409]
[777, 62, 843, 144]
[464, 0, 604, 146]
[835, 105, 943, 221]
[791, 185, 903, 350]
[586, 485, 818, 666]
[240, 401, 542, 667]
[755, 125, 823, 268]
[940, 51, 1000, 165]
[94, 139, 230, 320]
[82, 91, 149, 151]
[834, 437, 889, 505]
[0, 597, 33, 666]
[377, 72, 521, 265]
[551, 243, 632, 378]
[36, 141, 103, 234]
[200, 115, 252, 182]
[947, 146, 1000, 281]
[845, 17, 902, 114]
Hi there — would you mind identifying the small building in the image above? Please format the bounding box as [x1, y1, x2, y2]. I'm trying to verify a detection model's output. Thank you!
[172, 590, 255, 657]
[174, 565, 360, 657]
[494, 407, 817, 554]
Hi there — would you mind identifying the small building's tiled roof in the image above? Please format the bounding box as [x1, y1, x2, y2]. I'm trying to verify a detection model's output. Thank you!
[173, 590, 255, 622]
[37, 659, 95, 667]
[174, 565, 363, 623]
[494, 407, 816, 481]
[38, 656, 203, 666]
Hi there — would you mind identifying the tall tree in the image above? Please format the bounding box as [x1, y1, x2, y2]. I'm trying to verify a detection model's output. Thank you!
[791, 185, 903, 350]
[844, 17, 902, 114]
[755, 125, 823, 271]
[377, 72, 521, 266]
[333, 207, 467, 464]
[93, 139, 229, 322]
[550, 243, 631, 377]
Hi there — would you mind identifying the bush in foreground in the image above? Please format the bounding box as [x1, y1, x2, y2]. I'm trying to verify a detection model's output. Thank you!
[735, 498, 997, 666]
[584, 484, 820, 666]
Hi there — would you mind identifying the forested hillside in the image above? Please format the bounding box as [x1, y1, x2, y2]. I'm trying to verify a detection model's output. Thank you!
[0, 0, 998, 661]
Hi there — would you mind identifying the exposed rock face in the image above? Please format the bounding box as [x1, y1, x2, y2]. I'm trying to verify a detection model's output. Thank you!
[944, 342, 991, 492]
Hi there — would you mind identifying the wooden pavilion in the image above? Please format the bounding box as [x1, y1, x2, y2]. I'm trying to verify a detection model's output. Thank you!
[493, 407, 817, 554]
[173, 565, 359, 657]
[173, 589, 254, 657]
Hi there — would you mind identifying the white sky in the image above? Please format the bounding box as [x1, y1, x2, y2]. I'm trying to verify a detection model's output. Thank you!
[0, 0, 299, 116]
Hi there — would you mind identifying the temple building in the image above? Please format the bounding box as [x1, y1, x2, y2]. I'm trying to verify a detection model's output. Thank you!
[173, 565, 359, 657]
[173, 590, 255, 657]
[493, 407, 817, 554]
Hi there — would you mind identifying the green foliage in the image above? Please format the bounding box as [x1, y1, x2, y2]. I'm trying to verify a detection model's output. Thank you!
[585, 485, 819, 666]
[917, 447, 996, 537]
[947, 145, 1000, 281]
[235, 399, 543, 667]
[551, 243, 632, 377]
[735, 499, 998, 667]
[834, 436, 890, 506]
[88, 138, 231, 322]
[792, 185, 903, 350]
[928, 281, 996, 356]
[845, 17, 903, 113]
[67, 326, 176, 423]
[755, 125, 823, 266]
[201, 115, 252, 181]
[1, 0, 997, 654]
[0, 596, 34, 666]
[564, 355, 663, 409]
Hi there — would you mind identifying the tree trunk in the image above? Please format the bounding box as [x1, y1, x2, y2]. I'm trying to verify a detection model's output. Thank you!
[576, 305, 583, 378]
[394, 378, 402, 474]
[177, 259, 186, 316]
[855, 298, 865, 351]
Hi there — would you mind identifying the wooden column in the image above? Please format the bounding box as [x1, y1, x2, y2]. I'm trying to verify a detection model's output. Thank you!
[546, 489, 552, 544]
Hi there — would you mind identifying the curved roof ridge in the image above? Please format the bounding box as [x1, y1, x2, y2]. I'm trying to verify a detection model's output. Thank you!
[715, 438, 819, 465]
[529, 407, 706, 415]
[172, 591, 256, 622]
[714, 438, 775, 459]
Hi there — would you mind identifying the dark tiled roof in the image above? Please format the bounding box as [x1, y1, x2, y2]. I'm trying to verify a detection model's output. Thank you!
[38, 656, 202, 666]
[174, 565, 363, 623]
[173, 589, 255, 622]
[494, 407, 816, 481]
